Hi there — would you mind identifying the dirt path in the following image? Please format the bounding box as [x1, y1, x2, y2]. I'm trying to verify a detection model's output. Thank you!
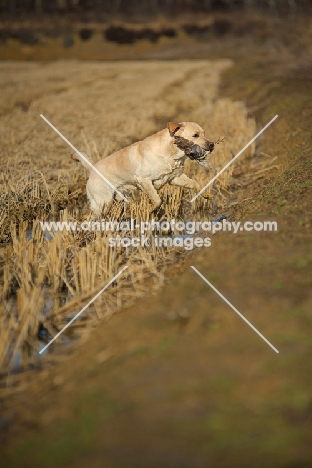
[0, 47, 312, 467]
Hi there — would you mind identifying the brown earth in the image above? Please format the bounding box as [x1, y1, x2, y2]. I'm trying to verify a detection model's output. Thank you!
[0, 12, 312, 468]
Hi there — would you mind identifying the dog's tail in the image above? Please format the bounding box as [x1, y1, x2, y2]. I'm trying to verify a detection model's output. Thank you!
[71, 151, 94, 172]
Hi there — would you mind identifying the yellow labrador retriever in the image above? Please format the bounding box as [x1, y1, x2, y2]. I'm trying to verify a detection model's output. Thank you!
[71, 121, 214, 215]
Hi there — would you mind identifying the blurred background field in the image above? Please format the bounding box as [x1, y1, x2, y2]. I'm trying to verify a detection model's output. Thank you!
[0, 0, 312, 61]
[0, 1, 312, 467]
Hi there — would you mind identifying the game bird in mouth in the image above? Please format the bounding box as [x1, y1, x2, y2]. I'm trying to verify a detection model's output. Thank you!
[173, 135, 224, 169]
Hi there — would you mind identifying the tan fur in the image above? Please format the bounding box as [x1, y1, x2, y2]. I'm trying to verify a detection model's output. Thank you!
[71, 122, 213, 215]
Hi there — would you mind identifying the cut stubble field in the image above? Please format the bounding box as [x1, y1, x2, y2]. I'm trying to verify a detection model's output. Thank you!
[0, 59, 260, 372]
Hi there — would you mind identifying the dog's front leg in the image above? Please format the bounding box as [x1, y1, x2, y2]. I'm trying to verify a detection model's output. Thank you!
[170, 174, 212, 199]
[135, 176, 162, 213]
[153, 176, 169, 190]
[170, 174, 200, 191]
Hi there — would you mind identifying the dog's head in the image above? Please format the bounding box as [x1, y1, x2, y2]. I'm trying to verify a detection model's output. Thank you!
[167, 121, 215, 154]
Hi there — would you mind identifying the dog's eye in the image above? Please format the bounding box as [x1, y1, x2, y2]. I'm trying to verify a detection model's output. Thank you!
[193, 133, 199, 138]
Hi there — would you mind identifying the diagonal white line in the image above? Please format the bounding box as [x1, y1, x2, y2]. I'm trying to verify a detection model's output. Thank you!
[39, 266, 128, 355]
[40, 114, 128, 202]
[191, 266, 279, 353]
[191, 115, 278, 202]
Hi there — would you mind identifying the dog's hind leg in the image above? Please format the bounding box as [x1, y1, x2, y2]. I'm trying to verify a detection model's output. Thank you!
[86, 181, 114, 216]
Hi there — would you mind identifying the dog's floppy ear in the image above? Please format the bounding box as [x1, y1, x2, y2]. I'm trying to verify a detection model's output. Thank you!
[167, 122, 184, 135]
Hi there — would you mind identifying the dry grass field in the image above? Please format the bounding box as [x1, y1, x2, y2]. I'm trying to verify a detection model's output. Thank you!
[0, 59, 261, 374]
